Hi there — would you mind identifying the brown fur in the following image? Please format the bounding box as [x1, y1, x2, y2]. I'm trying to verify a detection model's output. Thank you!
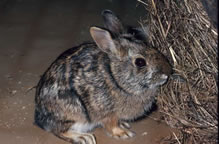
[34, 10, 172, 144]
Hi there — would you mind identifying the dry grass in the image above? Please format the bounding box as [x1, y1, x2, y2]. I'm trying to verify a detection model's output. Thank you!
[138, 0, 218, 143]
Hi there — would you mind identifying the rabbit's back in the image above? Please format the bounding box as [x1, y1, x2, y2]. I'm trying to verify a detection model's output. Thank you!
[35, 43, 116, 131]
[36, 43, 101, 101]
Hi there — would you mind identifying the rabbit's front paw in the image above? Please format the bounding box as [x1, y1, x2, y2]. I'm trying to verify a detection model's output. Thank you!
[110, 127, 136, 139]
[119, 121, 131, 129]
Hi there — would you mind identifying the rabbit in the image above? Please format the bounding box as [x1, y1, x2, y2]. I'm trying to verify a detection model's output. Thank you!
[34, 9, 172, 144]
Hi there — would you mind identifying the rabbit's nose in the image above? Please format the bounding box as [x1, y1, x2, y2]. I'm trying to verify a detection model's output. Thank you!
[158, 74, 169, 85]
[161, 74, 168, 80]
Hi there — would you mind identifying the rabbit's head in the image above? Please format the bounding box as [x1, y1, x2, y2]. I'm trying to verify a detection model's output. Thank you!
[90, 10, 172, 94]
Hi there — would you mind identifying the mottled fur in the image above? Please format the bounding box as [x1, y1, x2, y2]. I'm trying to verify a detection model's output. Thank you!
[34, 10, 172, 144]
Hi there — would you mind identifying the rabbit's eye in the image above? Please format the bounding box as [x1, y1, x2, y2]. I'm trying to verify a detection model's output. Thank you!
[135, 58, 146, 68]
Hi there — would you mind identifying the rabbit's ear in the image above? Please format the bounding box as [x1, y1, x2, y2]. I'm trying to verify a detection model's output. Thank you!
[90, 26, 117, 55]
[128, 26, 150, 43]
[101, 10, 124, 36]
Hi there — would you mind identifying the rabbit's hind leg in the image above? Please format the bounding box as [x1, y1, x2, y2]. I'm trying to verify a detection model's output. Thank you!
[58, 130, 96, 144]
[55, 122, 97, 144]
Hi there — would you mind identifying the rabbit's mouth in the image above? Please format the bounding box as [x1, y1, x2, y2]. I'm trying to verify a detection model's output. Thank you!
[142, 74, 169, 89]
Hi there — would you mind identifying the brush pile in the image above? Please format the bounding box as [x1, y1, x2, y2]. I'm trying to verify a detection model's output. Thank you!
[138, 0, 218, 143]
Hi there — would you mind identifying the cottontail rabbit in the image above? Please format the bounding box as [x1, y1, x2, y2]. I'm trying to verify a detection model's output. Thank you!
[34, 10, 172, 144]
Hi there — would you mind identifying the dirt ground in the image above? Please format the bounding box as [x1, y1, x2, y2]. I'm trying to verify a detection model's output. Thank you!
[0, 0, 176, 144]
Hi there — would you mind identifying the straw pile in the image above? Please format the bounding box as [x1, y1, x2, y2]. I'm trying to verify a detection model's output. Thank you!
[138, 0, 218, 143]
